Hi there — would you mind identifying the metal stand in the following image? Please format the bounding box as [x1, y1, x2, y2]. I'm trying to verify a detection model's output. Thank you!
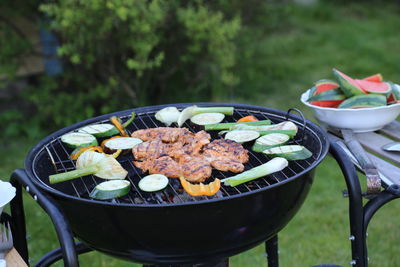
[329, 141, 400, 267]
[9, 168, 87, 267]
[265, 235, 279, 267]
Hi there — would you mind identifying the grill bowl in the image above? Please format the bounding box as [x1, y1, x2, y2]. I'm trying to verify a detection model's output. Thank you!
[25, 103, 329, 264]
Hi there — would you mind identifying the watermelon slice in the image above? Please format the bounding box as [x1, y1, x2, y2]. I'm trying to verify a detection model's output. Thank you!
[355, 80, 391, 95]
[363, 73, 383, 82]
[310, 100, 344, 108]
[338, 94, 386, 109]
[332, 69, 366, 97]
[307, 88, 345, 108]
[387, 93, 397, 104]
[314, 79, 340, 94]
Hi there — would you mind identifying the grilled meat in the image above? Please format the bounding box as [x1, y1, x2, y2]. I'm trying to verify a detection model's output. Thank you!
[134, 156, 181, 178]
[210, 159, 244, 173]
[131, 127, 192, 143]
[166, 130, 211, 157]
[132, 140, 167, 161]
[179, 156, 212, 183]
[203, 139, 249, 163]
[132, 127, 248, 182]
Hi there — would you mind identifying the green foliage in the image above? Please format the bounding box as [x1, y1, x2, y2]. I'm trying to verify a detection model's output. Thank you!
[0, 0, 240, 135]
[0, 1, 241, 137]
[0, 0, 38, 87]
[38, 0, 240, 105]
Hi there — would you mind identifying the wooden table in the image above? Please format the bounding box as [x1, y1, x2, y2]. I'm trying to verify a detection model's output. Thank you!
[329, 121, 400, 186]
[327, 121, 400, 267]
[5, 248, 27, 267]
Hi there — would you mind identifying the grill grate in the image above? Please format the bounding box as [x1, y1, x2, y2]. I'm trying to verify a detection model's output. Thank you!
[34, 107, 320, 205]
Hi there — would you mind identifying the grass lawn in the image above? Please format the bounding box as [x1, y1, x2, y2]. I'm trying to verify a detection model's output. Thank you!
[2, 1, 400, 266]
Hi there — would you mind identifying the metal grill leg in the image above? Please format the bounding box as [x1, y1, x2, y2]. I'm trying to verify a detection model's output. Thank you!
[10, 169, 80, 267]
[329, 142, 366, 267]
[265, 235, 279, 267]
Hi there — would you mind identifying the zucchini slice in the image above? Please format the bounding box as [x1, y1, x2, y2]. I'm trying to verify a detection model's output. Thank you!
[78, 124, 119, 138]
[232, 121, 298, 138]
[252, 133, 290, 152]
[89, 180, 131, 200]
[190, 112, 225, 126]
[204, 120, 271, 131]
[224, 130, 260, 143]
[138, 174, 169, 192]
[102, 137, 143, 154]
[61, 132, 98, 149]
[262, 145, 312, 160]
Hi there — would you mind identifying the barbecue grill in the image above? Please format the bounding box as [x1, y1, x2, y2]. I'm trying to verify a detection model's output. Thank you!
[6, 103, 331, 266]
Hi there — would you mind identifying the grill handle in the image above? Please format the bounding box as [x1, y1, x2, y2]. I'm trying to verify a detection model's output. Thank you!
[9, 169, 81, 267]
[341, 129, 381, 195]
[285, 108, 306, 142]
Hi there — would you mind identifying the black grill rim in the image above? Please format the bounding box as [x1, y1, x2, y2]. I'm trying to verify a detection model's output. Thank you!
[25, 102, 329, 207]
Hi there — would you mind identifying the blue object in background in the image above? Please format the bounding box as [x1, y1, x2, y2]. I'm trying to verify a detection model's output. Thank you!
[39, 27, 63, 76]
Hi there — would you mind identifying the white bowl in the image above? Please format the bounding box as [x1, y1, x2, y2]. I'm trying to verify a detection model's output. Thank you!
[300, 89, 400, 133]
[0, 180, 16, 215]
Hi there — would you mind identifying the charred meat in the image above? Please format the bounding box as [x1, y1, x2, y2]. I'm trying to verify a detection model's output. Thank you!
[131, 127, 248, 182]
[203, 139, 249, 163]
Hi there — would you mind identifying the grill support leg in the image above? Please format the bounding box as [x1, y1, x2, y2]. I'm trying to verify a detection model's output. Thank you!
[9, 168, 80, 267]
[330, 142, 366, 267]
[9, 170, 29, 264]
[265, 235, 279, 267]
[362, 184, 400, 265]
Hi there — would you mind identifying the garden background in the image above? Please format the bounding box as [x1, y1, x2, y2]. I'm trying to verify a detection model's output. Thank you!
[1, 0, 400, 266]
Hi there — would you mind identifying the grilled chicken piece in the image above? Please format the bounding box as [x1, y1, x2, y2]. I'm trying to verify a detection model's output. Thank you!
[167, 130, 211, 157]
[132, 128, 249, 182]
[131, 127, 192, 143]
[210, 159, 244, 173]
[134, 155, 212, 182]
[134, 156, 181, 178]
[203, 139, 249, 163]
[132, 140, 167, 161]
[179, 156, 212, 183]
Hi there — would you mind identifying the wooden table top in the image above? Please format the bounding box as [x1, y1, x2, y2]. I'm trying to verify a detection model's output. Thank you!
[5, 248, 28, 267]
[328, 120, 400, 187]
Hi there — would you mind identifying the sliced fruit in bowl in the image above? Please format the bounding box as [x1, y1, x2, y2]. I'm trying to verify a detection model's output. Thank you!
[301, 69, 400, 132]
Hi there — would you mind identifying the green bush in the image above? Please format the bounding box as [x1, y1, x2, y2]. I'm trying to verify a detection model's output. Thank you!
[0, 0, 37, 87]
[0, 0, 242, 137]
[25, 0, 240, 130]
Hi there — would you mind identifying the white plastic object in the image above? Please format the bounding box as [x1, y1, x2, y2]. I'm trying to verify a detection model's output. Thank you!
[0, 180, 16, 216]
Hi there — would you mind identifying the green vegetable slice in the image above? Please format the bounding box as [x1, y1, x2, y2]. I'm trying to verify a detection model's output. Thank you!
[224, 130, 260, 143]
[49, 151, 128, 184]
[78, 124, 119, 138]
[190, 113, 225, 126]
[262, 145, 312, 160]
[78, 112, 136, 138]
[231, 121, 298, 137]
[89, 180, 131, 200]
[252, 133, 290, 152]
[138, 174, 169, 192]
[222, 157, 288, 186]
[177, 105, 234, 127]
[204, 120, 271, 131]
[61, 132, 98, 149]
[103, 137, 143, 154]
